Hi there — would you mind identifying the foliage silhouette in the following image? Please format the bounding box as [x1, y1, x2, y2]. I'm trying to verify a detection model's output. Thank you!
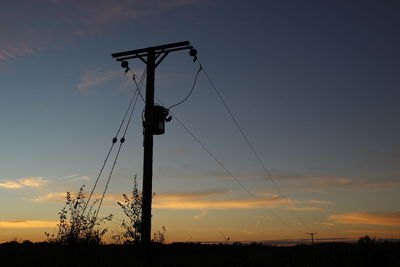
[45, 186, 113, 245]
[115, 175, 142, 244]
[152, 226, 167, 243]
[115, 175, 167, 244]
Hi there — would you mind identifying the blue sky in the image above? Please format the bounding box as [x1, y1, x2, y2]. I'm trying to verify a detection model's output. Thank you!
[0, 0, 399, 243]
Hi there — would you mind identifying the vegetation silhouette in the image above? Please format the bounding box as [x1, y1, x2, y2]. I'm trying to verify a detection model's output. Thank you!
[113, 175, 167, 244]
[114, 175, 142, 244]
[45, 186, 113, 245]
[1, 239, 399, 267]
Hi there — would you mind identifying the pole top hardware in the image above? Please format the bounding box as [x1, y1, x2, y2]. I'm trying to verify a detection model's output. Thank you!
[111, 41, 193, 62]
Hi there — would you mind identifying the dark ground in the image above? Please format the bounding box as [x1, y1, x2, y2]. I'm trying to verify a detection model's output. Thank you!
[0, 241, 399, 267]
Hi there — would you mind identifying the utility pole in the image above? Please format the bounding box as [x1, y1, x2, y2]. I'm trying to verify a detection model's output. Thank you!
[306, 232, 318, 245]
[111, 41, 195, 244]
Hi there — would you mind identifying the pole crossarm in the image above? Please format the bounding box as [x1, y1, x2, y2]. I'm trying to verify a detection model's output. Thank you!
[306, 232, 318, 245]
[111, 41, 192, 63]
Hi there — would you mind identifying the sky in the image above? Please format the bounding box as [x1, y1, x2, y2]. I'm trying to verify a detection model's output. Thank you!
[0, 0, 399, 243]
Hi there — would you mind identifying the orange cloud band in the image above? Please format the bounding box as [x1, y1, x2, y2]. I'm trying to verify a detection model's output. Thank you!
[0, 220, 58, 229]
[329, 212, 400, 227]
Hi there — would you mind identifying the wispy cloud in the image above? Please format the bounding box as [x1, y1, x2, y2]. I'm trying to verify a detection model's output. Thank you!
[63, 174, 80, 178]
[197, 170, 400, 193]
[0, 220, 58, 229]
[0, 180, 22, 189]
[0, 0, 203, 62]
[18, 177, 48, 188]
[295, 199, 334, 205]
[0, 177, 48, 189]
[309, 177, 400, 190]
[77, 68, 122, 94]
[77, 66, 147, 94]
[278, 174, 400, 192]
[289, 206, 325, 212]
[193, 210, 208, 219]
[28, 192, 122, 203]
[29, 188, 327, 212]
[153, 190, 324, 211]
[29, 192, 67, 203]
[67, 175, 91, 183]
[347, 229, 400, 235]
[314, 222, 335, 227]
[0, 44, 36, 60]
[155, 189, 232, 200]
[50, 0, 200, 35]
[29, 190, 233, 205]
[328, 212, 400, 227]
[154, 198, 262, 210]
[306, 200, 334, 205]
[30, 190, 300, 210]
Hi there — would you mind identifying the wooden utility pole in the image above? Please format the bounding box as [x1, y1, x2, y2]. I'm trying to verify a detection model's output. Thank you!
[306, 232, 318, 245]
[141, 50, 155, 244]
[112, 41, 195, 244]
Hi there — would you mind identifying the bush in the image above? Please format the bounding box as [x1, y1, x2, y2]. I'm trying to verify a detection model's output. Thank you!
[153, 226, 167, 244]
[45, 186, 113, 245]
[115, 176, 142, 244]
[115, 175, 167, 244]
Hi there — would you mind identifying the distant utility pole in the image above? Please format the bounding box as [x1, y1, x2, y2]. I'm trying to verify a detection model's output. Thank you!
[306, 232, 318, 245]
[111, 41, 195, 244]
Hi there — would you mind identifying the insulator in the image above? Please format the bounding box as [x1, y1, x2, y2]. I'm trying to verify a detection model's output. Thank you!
[121, 61, 129, 69]
[189, 49, 197, 57]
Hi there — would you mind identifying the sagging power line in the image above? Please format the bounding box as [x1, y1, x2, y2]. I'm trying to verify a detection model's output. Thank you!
[155, 95, 304, 233]
[196, 58, 309, 231]
[93, 82, 142, 222]
[81, 69, 146, 229]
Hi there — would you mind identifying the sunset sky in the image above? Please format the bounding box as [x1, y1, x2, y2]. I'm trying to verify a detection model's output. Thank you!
[1, 0, 399, 243]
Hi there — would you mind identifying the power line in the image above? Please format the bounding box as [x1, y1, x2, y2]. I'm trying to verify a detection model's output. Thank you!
[82, 68, 146, 223]
[132, 65, 201, 110]
[93, 75, 143, 221]
[197, 59, 309, 231]
[157, 96, 304, 232]
[82, 77, 141, 217]
[168, 64, 202, 110]
[131, 68, 147, 104]
[126, 58, 306, 233]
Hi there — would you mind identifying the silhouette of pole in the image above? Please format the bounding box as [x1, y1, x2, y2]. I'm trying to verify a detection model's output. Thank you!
[141, 50, 155, 244]
[306, 232, 318, 245]
[111, 41, 194, 244]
